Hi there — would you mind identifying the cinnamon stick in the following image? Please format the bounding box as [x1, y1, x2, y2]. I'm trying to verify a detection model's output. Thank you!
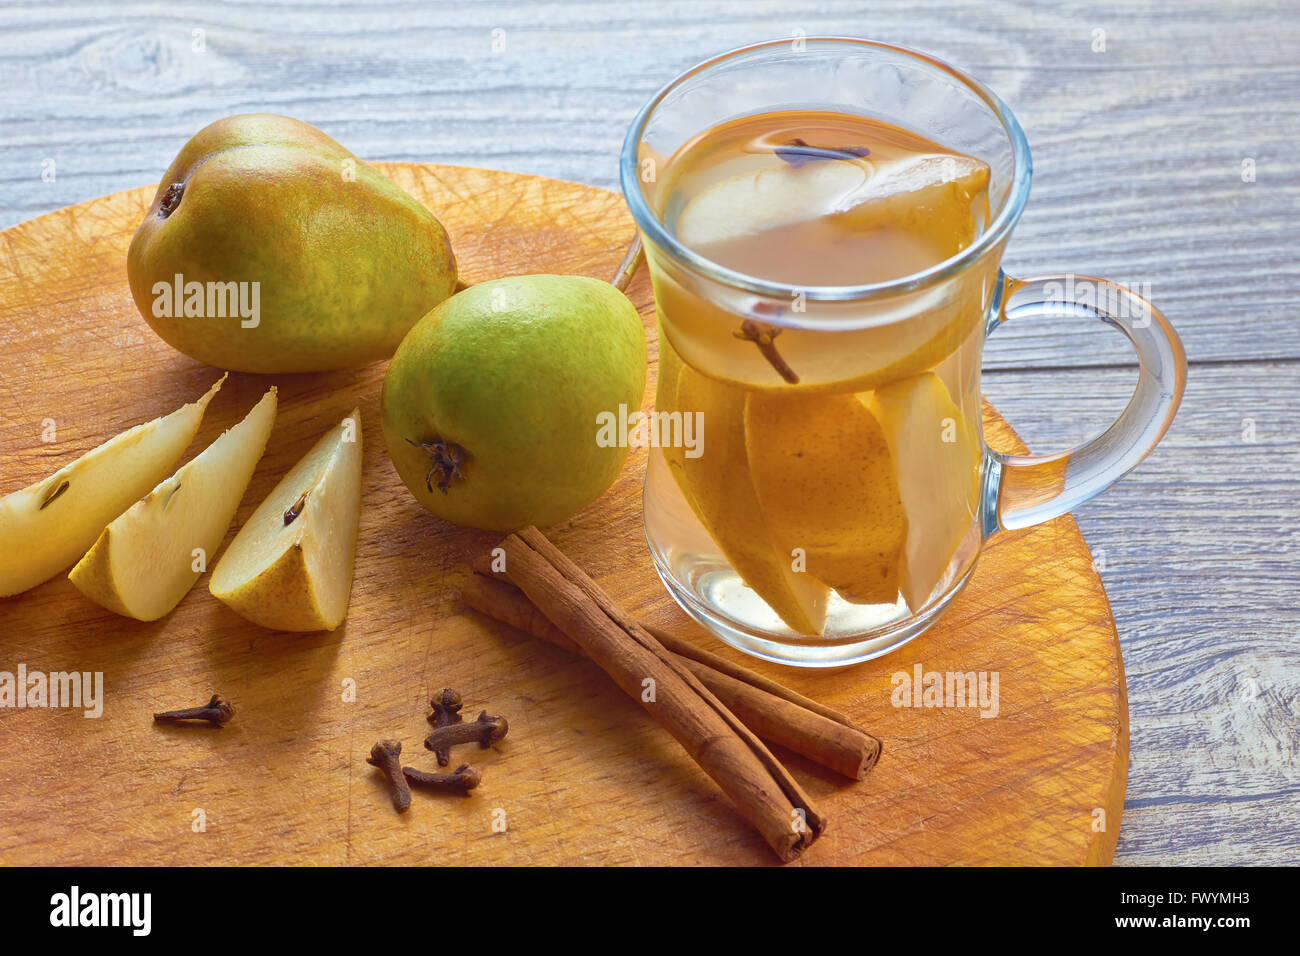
[461, 572, 880, 779]
[472, 554, 854, 726]
[494, 527, 826, 862]
[464, 571, 585, 656]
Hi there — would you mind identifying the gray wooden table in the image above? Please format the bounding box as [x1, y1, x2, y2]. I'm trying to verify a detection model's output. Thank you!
[1, 0, 1296, 865]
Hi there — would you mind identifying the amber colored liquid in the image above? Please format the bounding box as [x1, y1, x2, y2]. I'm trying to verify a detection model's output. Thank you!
[643, 110, 995, 642]
[657, 110, 990, 287]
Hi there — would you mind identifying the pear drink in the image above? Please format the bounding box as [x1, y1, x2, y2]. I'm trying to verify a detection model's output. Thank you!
[644, 110, 991, 639]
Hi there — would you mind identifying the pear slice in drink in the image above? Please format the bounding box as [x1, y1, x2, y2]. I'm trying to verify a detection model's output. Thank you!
[677, 158, 870, 250]
[831, 152, 989, 246]
[744, 391, 906, 605]
[669, 364, 830, 635]
[677, 150, 987, 256]
[210, 409, 362, 632]
[868, 372, 980, 612]
[661, 150, 991, 394]
[0, 376, 225, 597]
[69, 388, 277, 620]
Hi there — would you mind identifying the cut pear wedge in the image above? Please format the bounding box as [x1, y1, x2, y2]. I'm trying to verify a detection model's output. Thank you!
[745, 391, 906, 605]
[68, 388, 278, 621]
[210, 409, 362, 632]
[677, 159, 868, 249]
[0, 376, 225, 597]
[655, 330, 687, 473]
[868, 373, 980, 613]
[676, 152, 988, 252]
[671, 365, 830, 635]
[832, 153, 989, 243]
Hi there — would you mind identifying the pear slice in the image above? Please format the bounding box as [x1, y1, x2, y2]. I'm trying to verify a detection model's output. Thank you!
[671, 365, 830, 635]
[655, 331, 687, 473]
[832, 153, 989, 242]
[868, 372, 980, 612]
[68, 388, 278, 621]
[210, 409, 362, 631]
[677, 159, 868, 249]
[745, 392, 906, 605]
[676, 152, 988, 252]
[0, 376, 225, 597]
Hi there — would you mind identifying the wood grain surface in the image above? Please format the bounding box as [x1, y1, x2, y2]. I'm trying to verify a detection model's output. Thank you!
[0, 0, 1295, 865]
[0, 165, 1124, 866]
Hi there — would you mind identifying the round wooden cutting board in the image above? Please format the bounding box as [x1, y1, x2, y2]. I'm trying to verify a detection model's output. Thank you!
[0, 164, 1126, 866]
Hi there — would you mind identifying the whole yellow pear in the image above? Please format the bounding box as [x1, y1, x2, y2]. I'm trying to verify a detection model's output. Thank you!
[127, 114, 457, 373]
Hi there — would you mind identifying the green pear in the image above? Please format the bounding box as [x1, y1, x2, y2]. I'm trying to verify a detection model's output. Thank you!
[381, 275, 647, 531]
[128, 114, 457, 373]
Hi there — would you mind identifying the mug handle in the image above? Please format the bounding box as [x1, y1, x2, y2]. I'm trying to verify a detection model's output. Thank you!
[982, 272, 1187, 532]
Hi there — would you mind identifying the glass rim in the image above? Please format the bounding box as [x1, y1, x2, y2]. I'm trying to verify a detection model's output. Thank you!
[619, 37, 1034, 305]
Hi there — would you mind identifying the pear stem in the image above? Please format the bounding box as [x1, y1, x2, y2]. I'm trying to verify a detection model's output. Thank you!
[610, 235, 643, 292]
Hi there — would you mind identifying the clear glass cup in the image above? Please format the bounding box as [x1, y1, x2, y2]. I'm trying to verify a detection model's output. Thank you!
[620, 38, 1186, 667]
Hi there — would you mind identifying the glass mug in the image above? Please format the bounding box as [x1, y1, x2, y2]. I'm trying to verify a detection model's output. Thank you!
[620, 38, 1185, 667]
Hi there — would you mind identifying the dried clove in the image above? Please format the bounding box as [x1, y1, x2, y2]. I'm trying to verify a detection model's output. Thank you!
[403, 763, 481, 794]
[775, 137, 871, 169]
[734, 319, 799, 384]
[367, 740, 412, 813]
[425, 688, 464, 767]
[153, 694, 234, 727]
[424, 710, 508, 756]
